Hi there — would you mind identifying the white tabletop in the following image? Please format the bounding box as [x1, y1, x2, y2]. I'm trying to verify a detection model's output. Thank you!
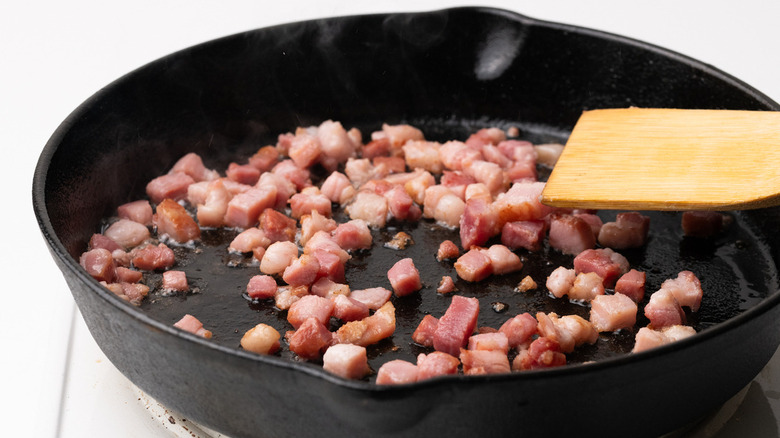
[4, 1, 780, 436]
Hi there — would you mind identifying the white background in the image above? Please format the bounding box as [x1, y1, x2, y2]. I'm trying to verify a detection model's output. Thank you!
[4, 1, 780, 436]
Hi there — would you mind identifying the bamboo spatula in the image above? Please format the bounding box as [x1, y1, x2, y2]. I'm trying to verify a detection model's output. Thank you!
[540, 107, 780, 211]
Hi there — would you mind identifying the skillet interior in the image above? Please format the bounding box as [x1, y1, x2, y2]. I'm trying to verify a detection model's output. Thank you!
[34, 7, 780, 438]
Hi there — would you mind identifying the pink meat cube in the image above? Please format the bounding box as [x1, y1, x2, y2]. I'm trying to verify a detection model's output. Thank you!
[387, 258, 422, 297]
[345, 191, 388, 228]
[320, 171, 356, 205]
[548, 214, 596, 255]
[169, 152, 218, 182]
[115, 266, 143, 284]
[436, 240, 460, 261]
[459, 198, 499, 250]
[154, 199, 201, 244]
[644, 289, 686, 329]
[259, 208, 298, 243]
[224, 187, 277, 229]
[500, 220, 547, 252]
[322, 344, 370, 380]
[661, 271, 703, 311]
[416, 351, 460, 381]
[376, 360, 419, 385]
[632, 325, 697, 353]
[289, 189, 332, 219]
[229, 228, 270, 253]
[573, 248, 630, 288]
[513, 337, 566, 370]
[498, 313, 538, 349]
[568, 272, 605, 302]
[332, 302, 395, 347]
[412, 314, 439, 347]
[240, 323, 281, 355]
[173, 314, 212, 339]
[481, 244, 523, 275]
[117, 200, 153, 226]
[590, 293, 638, 332]
[437, 276, 456, 294]
[433, 295, 480, 356]
[492, 181, 554, 226]
[332, 220, 373, 251]
[310, 250, 346, 283]
[79, 248, 117, 283]
[226, 162, 261, 185]
[682, 211, 728, 238]
[615, 269, 646, 303]
[131, 243, 175, 271]
[468, 332, 509, 353]
[287, 317, 332, 360]
[88, 233, 123, 253]
[248, 146, 280, 172]
[460, 349, 511, 375]
[331, 294, 370, 322]
[310, 277, 350, 299]
[454, 249, 494, 282]
[546, 266, 576, 299]
[146, 172, 195, 204]
[104, 219, 151, 250]
[246, 275, 277, 300]
[282, 254, 321, 287]
[162, 270, 188, 292]
[287, 295, 334, 329]
[598, 212, 650, 249]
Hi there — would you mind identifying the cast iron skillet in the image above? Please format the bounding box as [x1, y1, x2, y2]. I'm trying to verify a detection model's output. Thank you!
[33, 7, 780, 438]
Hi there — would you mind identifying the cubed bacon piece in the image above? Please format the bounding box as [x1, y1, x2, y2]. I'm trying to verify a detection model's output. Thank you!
[333, 302, 396, 347]
[318, 120, 359, 164]
[492, 182, 555, 226]
[568, 272, 605, 302]
[373, 156, 406, 173]
[381, 123, 425, 150]
[481, 244, 523, 275]
[633, 325, 696, 353]
[310, 277, 350, 299]
[131, 243, 175, 271]
[104, 219, 150, 250]
[287, 317, 332, 360]
[80, 248, 117, 283]
[534, 143, 565, 167]
[573, 248, 630, 288]
[381, 185, 416, 221]
[173, 314, 212, 339]
[146, 172, 195, 204]
[259, 241, 299, 275]
[433, 296, 480, 356]
[437, 240, 460, 261]
[344, 158, 388, 187]
[259, 208, 297, 243]
[282, 254, 321, 287]
[272, 159, 311, 190]
[513, 337, 566, 370]
[661, 271, 703, 311]
[303, 231, 351, 264]
[115, 266, 143, 283]
[256, 172, 296, 210]
[362, 136, 391, 158]
[322, 344, 370, 380]
[416, 351, 460, 381]
[412, 314, 439, 347]
[536, 312, 598, 353]
[429, 191, 466, 228]
[350, 287, 392, 311]
[154, 199, 200, 243]
[332, 294, 370, 322]
[459, 197, 499, 250]
[644, 289, 686, 329]
[454, 249, 494, 282]
[387, 258, 422, 297]
[460, 349, 511, 375]
[310, 250, 346, 283]
[248, 145, 280, 172]
[439, 140, 482, 171]
[111, 282, 149, 305]
[441, 170, 476, 199]
[246, 275, 277, 300]
[376, 360, 419, 385]
[499, 313, 538, 349]
[332, 219, 373, 251]
[226, 162, 261, 185]
[402, 140, 443, 174]
[117, 200, 153, 226]
[481, 144, 513, 168]
[187, 180, 213, 206]
[289, 188, 332, 219]
[274, 285, 309, 310]
[576, 213, 603, 239]
[505, 152, 537, 182]
[496, 139, 533, 162]
[403, 170, 435, 205]
[546, 266, 576, 298]
[162, 270, 188, 292]
[224, 187, 277, 229]
[196, 179, 232, 228]
[437, 276, 456, 294]
[598, 212, 651, 249]
[229, 228, 270, 253]
[463, 159, 506, 195]
[501, 220, 547, 252]
[287, 295, 334, 329]
[345, 191, 388, 228]
[615, 269, 646, 303]
[466, 127, 506, 148]
[299, 211, 337, 247]
[590, 293, 638, 332]
[320, 172, 356, 206]
[89, 233, 123, 253]
[288, 131, 322, 169]
[548, 214, 596, 255]
[468, 332, 509, 353]
[170, 152, 219, 182]
[240, 323, 281, 355]
[682, 211, 730, 238]
[464, 183, 493, 202]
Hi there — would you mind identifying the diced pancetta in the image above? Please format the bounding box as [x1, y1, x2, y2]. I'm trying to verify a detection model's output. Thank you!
[460, 349, 511, 375]
[310, 277, 350, 299]
[115, 266, 142, 284]
[402, 140, 443, 174]
[196, 179, 231, 228]
[416, 351, 460, 381]
[682, 211, 730, 238]
[412, 314, 439, 347]
[536, 312, 598, 353]
[436, 240, 460, 261]
[246, 275, 277, 300]
[568, 272, 605, 302]
[459, 198, 499, 250]
[287, 295, 334, 329]
[259, 241, 299, 275]
[224, 187, 278, 229]
[333, 301, 396, 347]
[481, 244, 523, 275]
[513, 337, 566, 370]
[299, 211, 337, 246]
[466, 127, 506, 149]
[104, 219, 151, 250]
[644, 289, 686, 329]
[240, 323, 281, 355]
[289, 188, 332, 219]
[320, 171, 356, 205]
[345, 191, 389, 228]
[516, 275, 537, 293]
[173, 314, 212, 339]
[463, 159, 506, 196]
[403, 170, 435, 205]
[573, 248, 630, 288]
[534, 143, 564, 167]
[376, 360, 419, 385]
[332, 219, 373, 251]
[258, 208, 297, 243]
[89, 233, 122, 253]
[545, 266, 576, 299]
[437, 276, 456, 294]
[576, 213, 603, 239]
[248, 145, 280, 172]
[272, 159, 311, 190]
[590, 293, 638, 332]
[256, 172, 296, 210]
[439, 140, 482, 171]
[349, 287, 392, 311]
[501, 220, 547, 252]
[468, 332, 509, 353]
[226, 162, 261, 186]
[170, 152, 219, 182]
[598, 212, 650, 249]
[433, 295, 480, 356]
[162, 270, 188, 292]
[318, 120, 359, 164]
[287, 317, 332, 360]
[548, 214, 596, 255]
[387, 258, 422, 297]
[146, 172, 195, 204]
[282, 254, 321, 287]
[633, 325, 696, 353]
[492, 182, 555, 226]
[454, 249, 494, 282]
[660, 271, 703, 311]
[274, 285, 309, 310]
[440, 170, 477, 200]
[80, 248, 117, 283]
[131, 243, 175, 271]
[229, 228, 270, 253]
[331, 294, 370, 322]
[615, 269, 646, 303]
[498, 313, 538, 349]
[117, 200, 154, 226]
[322, 344, 370, 380]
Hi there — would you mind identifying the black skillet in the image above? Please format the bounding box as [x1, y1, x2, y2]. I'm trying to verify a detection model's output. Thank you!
[33, 7, 780, 438]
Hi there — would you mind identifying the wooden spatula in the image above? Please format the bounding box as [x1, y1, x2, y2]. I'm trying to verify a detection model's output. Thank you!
[540, 107, 780, 211]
